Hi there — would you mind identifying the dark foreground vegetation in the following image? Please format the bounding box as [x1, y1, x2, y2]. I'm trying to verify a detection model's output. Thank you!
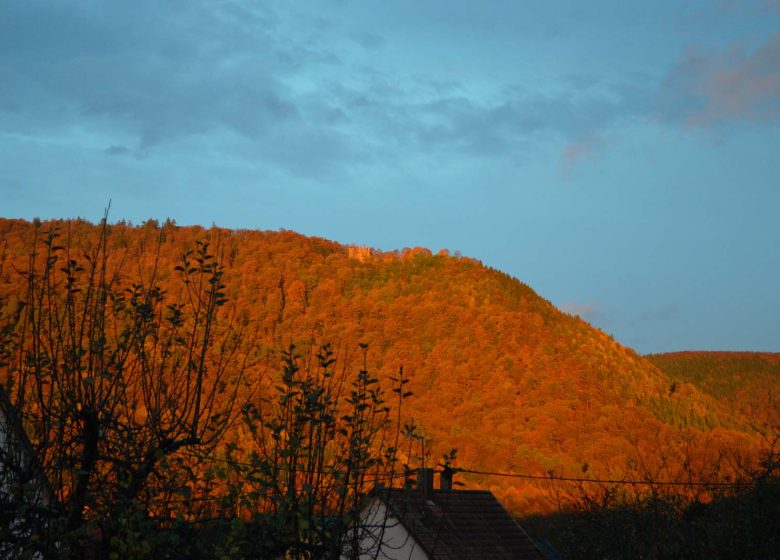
[524, 445, 780, 559]
[1, 217, 777, 559]
[0, 218, 425, 558]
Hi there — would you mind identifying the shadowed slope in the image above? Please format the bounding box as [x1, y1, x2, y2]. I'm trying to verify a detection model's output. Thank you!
[647, 351, 780, 428]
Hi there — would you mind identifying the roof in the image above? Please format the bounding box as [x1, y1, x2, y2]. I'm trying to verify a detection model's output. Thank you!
[381, 488, 544, 560]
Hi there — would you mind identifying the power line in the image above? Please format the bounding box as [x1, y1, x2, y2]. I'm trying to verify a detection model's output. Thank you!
[175, 450, 756, 489]
[456, 468, 754, 488]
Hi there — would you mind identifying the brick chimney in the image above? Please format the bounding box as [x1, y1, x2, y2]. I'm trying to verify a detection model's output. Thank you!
[416, 467, 434, 500]
[440, 466, 454, 491]
[404, 465, 415, 489]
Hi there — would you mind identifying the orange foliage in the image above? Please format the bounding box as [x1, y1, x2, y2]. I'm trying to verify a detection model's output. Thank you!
[0, 218, 771, 515]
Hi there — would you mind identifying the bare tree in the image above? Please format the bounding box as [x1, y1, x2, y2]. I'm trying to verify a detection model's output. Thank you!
[0, 217, 247, 558]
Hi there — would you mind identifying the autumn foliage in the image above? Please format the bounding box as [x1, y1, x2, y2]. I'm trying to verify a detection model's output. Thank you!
[0, 217, 775, 520]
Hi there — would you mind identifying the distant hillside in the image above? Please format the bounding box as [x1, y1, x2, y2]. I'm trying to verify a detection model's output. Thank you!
[0, 218, 768, 514]
[647, 351, 780, 429]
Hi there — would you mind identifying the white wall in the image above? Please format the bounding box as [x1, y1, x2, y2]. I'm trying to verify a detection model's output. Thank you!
[0, 403, 50, 507]
[0, 405, 11, 494]
[343, 498, 428, 560]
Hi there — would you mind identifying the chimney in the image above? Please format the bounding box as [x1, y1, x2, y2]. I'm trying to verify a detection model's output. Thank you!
[440, 467, 454, 491]
[416, 467, 434, 500]
[404, 465, 415, 489]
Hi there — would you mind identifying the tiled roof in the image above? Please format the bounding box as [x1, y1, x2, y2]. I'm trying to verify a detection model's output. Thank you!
[383, 488, 544, 560]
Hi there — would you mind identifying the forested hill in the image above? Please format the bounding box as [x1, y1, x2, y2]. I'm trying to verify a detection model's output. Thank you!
[0, 218, 768, 514]
[647, 351, 780, 429]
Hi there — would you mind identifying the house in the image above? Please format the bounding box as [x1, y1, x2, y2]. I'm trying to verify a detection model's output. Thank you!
[0, 385, 56, 555]
[345, 468, 545, 560]
[0, 385, 53, 507]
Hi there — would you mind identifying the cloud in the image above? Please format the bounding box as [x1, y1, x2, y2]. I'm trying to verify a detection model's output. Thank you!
[655, 34, 780, 126]
[0, 0, 665, 183]
[718, 0, 780, 15]
[11, 0, 753, 182]
[104, 145, 132, 157]
[560, 302, 605, 322]
[326, 76, 646, 167]
[0, 1, 362, 179]
[559, 132, 605, 173]
[635, 305, 680, 324]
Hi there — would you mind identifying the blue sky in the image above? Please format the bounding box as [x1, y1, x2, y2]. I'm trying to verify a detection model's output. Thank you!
[2, 0, 779, 353]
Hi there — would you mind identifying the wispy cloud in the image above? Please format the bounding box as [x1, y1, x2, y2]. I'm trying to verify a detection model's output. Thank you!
[718, 0, 780, 15]
[327, 76, 647, 168]
[561, 302, 605, 322]
[1, 0, 776, 183]
[559, 132, 606, 175]
[0, 0, 660, 177]
[655, 34, 780, 126]
[634, 305, 680, 325]
[0, 1, 361, 179]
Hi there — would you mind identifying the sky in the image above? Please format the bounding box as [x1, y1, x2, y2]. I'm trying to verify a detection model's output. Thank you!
[1, 0, 779, 354]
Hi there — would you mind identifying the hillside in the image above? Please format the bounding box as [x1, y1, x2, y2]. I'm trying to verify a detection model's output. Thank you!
[0, 218, 768, 514]
[647, 351, 780, 429]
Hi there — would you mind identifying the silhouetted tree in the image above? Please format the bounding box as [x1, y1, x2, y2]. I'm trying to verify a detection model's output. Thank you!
[0, 217, 247, 558]
[219, 343, 418, 559]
